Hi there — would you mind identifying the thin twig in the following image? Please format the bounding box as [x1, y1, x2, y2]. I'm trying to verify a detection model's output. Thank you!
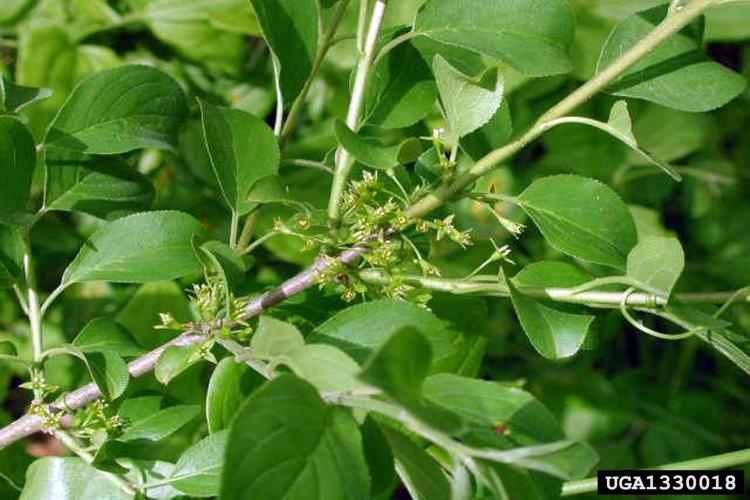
[328, 0, 389, 224]
[0, 242, 371, 449]
[562, 447, 750, 496]
[358, 269, 746, 308]
[282, 158, 334, 174]
[279, 0, 352, 147]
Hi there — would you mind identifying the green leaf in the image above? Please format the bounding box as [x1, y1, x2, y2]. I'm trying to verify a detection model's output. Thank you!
[249, 0, 319, 105]
[433, 55, 504, 139]
[74, 45, 122, 80]
[282, 344, 362, 392]
[415, 0, 575, 77]
[364, 30, 438, 129]
[706, 1, 750, 42]
[607, 100, 635, 141]
[602, 101, 681, 181]
[517, 175, 637, 269]
[0, 225, 24, 288]
[0, 0, 34, 26]
[181, 120, 218, 187]
[84, 351, 129, 400]
[597, 5, 747, 112]
[0, 78, 51, 113]
[246, 175, 291, 205]
[169, 430, 228, 497]
[72, 318, 142, 356]
[361, 417, 397, 499]
[20, 457, 131, 500]
[425, 374, 565, 446]
[206, 358, 246, 433]
[0, 341, 18, 357]
[62, 211, 207, 285]
[626, 236, 684, 298]
[509, 281, 595, 360]
[666, 307, 750, 375]
[44, 65, 188, 154]
[16, 25, 78, 137]
[155, 345, 199, 385]
[119, 399, 200, 442]
[479, 463, 560, 500]
[0, 116, 36, 225]
[44, 149, 155, 219]
[412, 36, 486, 79]
[631, 105, 710, 163]
[221, 374, 370, 499]
[360, 328, 431, 403]
[199, 100, 280, 214]
[250, 316, 304, 359]
[543, 101, 681, 181]
[134, 0, 248, 75]
[207, 0, 262, 35]
[696, 328, 750, 376]
[630, 205, 672, 240]
[382, 427, 451, 500]
[461, 102, 513, 161]
[309, 300, 461, 369]
[512, 261, 593, 290]
[334, 120, 422, 170]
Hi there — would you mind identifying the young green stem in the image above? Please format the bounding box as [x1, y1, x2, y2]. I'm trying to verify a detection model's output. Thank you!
[279, 0, 352, 148]
[238, 231, 278, 256]
[358, 270, 746, 308]
[22, 239, 45, 401]
[405, 0, 718, 219]
[236, 208, 261, 252]
[229, 210, 239, 249]
[561, 447, 750, 496]
[39, 284, 65, 317]
[327, 0, 388, 225]
[371, 30, 420, 67]
[282, 158, 334, 174]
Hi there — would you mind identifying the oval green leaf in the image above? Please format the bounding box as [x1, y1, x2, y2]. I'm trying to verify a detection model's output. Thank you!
[517, 175, 637, 269]
[170, 430, 228, 497]
[0, 116, 36, 225]
[20, 457, 131, 500]
[62, 210, 207, 285]
[509, 281, 595, 360]
[199, 99, 279, 214]
[334, 120, 422, 170]
[249, 0, 319, 106]
[597, 5, 747, 112]
[44, 65, 188, 154]
[433, 55, 504, 139]
[626, 235, 685, 298]
[44, 149, 155, 219]
[415, 0, 575, 77]
[206, 358, 247, 434]
[221, 374, 370, 499]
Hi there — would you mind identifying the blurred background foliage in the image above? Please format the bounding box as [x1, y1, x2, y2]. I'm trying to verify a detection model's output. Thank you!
[0, 0, 749, 498]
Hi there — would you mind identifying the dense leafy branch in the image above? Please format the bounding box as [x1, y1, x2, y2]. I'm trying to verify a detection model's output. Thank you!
[0, 0, 733, 453]
[0, 0, 748, 497]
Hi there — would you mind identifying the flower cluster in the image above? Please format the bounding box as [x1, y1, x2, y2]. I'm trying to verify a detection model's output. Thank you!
[74, 400, 127, 446]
